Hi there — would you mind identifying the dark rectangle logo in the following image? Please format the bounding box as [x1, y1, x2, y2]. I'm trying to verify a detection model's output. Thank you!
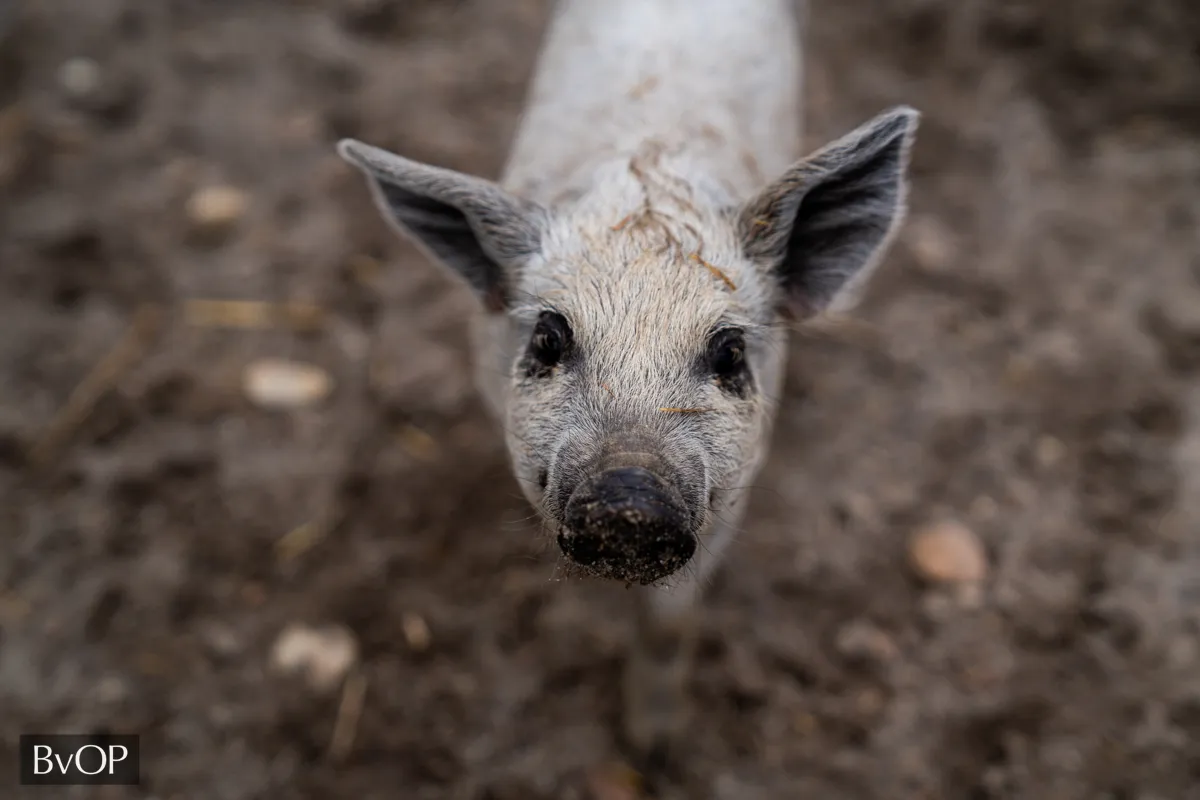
[19, 735, 140, 786]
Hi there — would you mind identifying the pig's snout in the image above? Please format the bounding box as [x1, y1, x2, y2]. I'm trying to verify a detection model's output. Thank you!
[559, 464, 696, 585]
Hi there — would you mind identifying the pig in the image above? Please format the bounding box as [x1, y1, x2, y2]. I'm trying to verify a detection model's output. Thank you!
[337, 0, 918, 767]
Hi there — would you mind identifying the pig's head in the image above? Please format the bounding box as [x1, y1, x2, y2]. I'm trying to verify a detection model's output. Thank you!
[338, 106, 918, 585]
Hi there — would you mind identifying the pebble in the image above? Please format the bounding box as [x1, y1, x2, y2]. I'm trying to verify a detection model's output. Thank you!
[186, 185, 248, 232]
[908, 520, 988, 584]
[401, 611, 431, 652]
[270, 623, 359, 692]
[58, 57, 102, 97]
[242, 358, 333, 410]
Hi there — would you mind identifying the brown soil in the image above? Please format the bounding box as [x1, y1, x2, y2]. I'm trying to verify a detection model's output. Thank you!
[2, 1, 1199, 798]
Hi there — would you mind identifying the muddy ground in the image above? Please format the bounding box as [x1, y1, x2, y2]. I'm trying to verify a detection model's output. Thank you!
[2, 0, 1199, 798]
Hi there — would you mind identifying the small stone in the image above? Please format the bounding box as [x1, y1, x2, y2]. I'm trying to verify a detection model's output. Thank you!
[908, 520, 988, 584]
[401, 612, 431, 652]
[242, 358, 333, 410]
[186, 185, 248, 232]
[270, 623, 358, 692]
[58, 58, 102, 97]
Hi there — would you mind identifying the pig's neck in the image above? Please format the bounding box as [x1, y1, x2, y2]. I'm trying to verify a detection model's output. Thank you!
[501, 0, 803, 208]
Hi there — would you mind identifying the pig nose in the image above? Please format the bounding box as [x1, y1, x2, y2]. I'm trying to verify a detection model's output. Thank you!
[559, 466, 696, 584]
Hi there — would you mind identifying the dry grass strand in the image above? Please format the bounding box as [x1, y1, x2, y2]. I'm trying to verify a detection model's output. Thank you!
[29, 303, 162, 469]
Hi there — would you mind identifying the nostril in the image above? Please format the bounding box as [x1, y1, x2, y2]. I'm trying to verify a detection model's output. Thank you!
[537, 468, 548, 490]
[569, 469, 665, 525]
[564, 466, 691, 542]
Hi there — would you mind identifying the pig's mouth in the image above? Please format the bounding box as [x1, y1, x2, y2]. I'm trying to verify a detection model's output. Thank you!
[553, 463, 699, 585]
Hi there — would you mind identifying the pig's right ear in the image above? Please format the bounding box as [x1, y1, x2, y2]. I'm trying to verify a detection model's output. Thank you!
[735, 106, 918, 320]
[337, 139, 548, 312]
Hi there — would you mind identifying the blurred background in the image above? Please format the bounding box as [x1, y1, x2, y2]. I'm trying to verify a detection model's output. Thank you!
[2, 0, 1199, 798]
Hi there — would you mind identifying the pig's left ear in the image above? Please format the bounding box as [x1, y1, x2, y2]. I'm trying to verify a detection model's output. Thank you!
[338, 139, 548, 313]
[736, 106, 919, 319]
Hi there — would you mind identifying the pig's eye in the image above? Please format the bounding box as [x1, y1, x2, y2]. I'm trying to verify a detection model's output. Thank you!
[526, 311, 572, 377]
[707, 327, 751, 395]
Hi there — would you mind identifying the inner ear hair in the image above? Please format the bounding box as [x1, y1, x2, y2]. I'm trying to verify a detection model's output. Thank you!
[337, 138, 548, 313]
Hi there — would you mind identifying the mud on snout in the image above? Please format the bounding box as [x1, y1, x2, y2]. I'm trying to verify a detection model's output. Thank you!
[548, 441, 708, 586]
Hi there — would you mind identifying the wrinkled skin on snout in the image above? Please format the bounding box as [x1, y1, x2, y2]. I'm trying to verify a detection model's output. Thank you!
[337, 107, 918, 585]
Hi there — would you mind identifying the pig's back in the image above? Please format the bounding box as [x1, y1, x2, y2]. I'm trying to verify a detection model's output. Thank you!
[502, 0, 804, 204]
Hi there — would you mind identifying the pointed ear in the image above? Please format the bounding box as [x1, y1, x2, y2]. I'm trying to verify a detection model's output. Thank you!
[736, 106, 919, 319]
[337, 139, 548, 312]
